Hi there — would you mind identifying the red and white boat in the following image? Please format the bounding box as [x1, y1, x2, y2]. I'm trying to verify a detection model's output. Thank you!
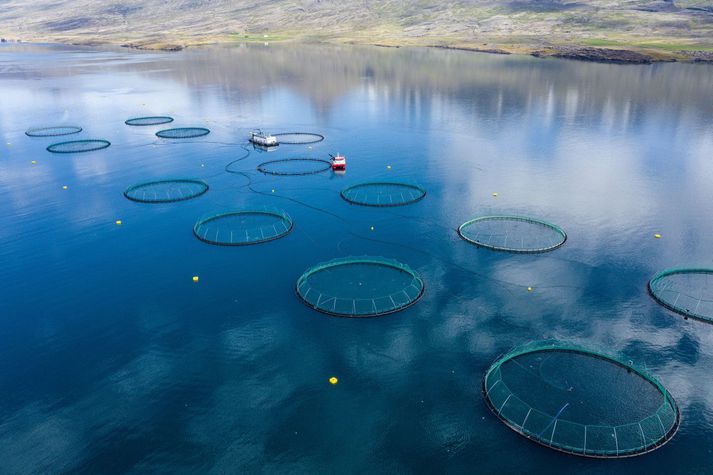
[331, 153, 346, 170]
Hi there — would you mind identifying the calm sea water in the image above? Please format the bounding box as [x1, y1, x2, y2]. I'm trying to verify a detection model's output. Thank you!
[1, 42, 713, 474]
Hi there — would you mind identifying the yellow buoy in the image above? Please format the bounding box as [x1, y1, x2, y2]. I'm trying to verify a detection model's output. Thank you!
[115, 220, 122, 225]
[370, 226, 374, 231]
[387, 165, 391, 169]
[192, 276, 199, 282]
[272, 189, 275, 193]
[654, 234, 661, 239]
[492, 192, 498, 197]
[527, 287, 533, 292]
[329, 376, 338, 385]
[31, 160, 37, 165]
[62, 185, 68, 190]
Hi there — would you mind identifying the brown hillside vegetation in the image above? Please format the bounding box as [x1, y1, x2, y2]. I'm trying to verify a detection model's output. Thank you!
[1, 0, 712, 61]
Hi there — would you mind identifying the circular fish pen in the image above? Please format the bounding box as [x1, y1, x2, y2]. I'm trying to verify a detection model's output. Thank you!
[483, 341, 680, 458]
[296, 256, 424, 317]
[193, 209, 293, 246]
[648, 268, 713, 323]
[123, 179, 209, 203]
[257, 158, 332, 176]
[156, 127, 210, 139]
[458, 216, 566, 253]
[26, 126, 82, 137]
[46, 139, 111, 153]
[340, 182, 427, 207]
[273, 132, 325, 145]
[125, 116, 174, 126]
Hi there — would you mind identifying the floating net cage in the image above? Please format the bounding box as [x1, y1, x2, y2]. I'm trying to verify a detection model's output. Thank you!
[125, 116, 174, 126]
[483, 341, 680, 458]
[193, 209, 293, 246]
[46, 139, 111, 153]
[257, 158, 332, 176]
[458, 216, 566, 253]
[273, 132, 325, 145]
[26, 126, 82, 137]
[340, 182, 427, 207]
[156, 127, 210, 139]
[648, 267, 713, 323]
[124, 179, 209, 203]
[296, 256, 425, 317]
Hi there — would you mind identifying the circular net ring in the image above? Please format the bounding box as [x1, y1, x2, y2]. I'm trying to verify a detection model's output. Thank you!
[26, 126, 82, 137]
[156, 127, 210, 139]
[458, 215, 566, 253]
[273, 132, 325, 145]
[123, 179, 209, 203]
[295, 256, 425, 318]
[257, 158, 332, 176]
[340, 182, 427, 207]
[648, 267, 713, 323]
[482, 341, 680, 458]
[46, 139, 111, 153]
[193, 209, 293, 246]
[125, 116, 174, 126]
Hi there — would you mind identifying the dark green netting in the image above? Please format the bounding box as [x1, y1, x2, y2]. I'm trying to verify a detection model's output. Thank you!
[483, 341, 680, 458]
[273, 132, 325, 144]
[193, 209, 293, 246]
[124, 179, 208, 203]
[296, 256, 424, 317]
[340, 182, 426, 207]
[257, 158, 332, 176]
[648, 268, 713, 323]
[156, 127, 210, 139]
[458, 215, 566, 253]
[26, 126, 82, 137]
[46, 139, 111, 153]
[125, 116, 174, 126]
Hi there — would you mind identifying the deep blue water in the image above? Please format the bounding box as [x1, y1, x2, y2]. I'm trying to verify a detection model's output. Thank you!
[1, 42, 713, 474]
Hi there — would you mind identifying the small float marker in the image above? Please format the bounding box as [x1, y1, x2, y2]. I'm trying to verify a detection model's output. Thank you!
[192, 276, 199, 282]
[370, 226, 375, 231]
[492, 192, 498, 197]
[527, 287, 533, 292]
[115, 219, 122, 225]
[272, 189, 275, 193]
[329, 376, 338, 385]
[62, 185, 68, 190]
[654, 234, 661, 239]
[31, 160, 37, 165]
[387, 165, 391, 169]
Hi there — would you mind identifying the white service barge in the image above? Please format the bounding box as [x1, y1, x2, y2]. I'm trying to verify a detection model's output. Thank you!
[249, 130, 278, 147]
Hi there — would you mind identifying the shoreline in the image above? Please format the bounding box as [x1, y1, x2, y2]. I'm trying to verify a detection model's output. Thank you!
[4, 35, 713, 65]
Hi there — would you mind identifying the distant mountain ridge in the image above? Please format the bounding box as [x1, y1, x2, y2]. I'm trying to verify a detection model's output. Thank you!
[1, 0, 712, 62]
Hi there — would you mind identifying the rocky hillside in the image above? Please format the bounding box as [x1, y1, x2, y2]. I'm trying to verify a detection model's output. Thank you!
[1, 0, 712, 61]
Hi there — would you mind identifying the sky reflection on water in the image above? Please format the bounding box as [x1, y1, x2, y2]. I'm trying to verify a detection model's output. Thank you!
[1, 43, 713, 473]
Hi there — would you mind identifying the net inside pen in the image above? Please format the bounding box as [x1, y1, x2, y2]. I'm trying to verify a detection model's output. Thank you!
[257, 158, 332, 176]
[46, 139, 111, 153]
[125, 116, 174, 126]
[26, 126, 82, 137]
[124, 179, 209, 203]
[483, 341, 680, 458]
[156, 127, 210, 139]
[193, 209, 293, 245]
[340, 182, 426, 207]
[648, 268, 713, 323]
[458, 216, 566, 253]
[273, 132, 325, 144]
[296, 256, 424, 317]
